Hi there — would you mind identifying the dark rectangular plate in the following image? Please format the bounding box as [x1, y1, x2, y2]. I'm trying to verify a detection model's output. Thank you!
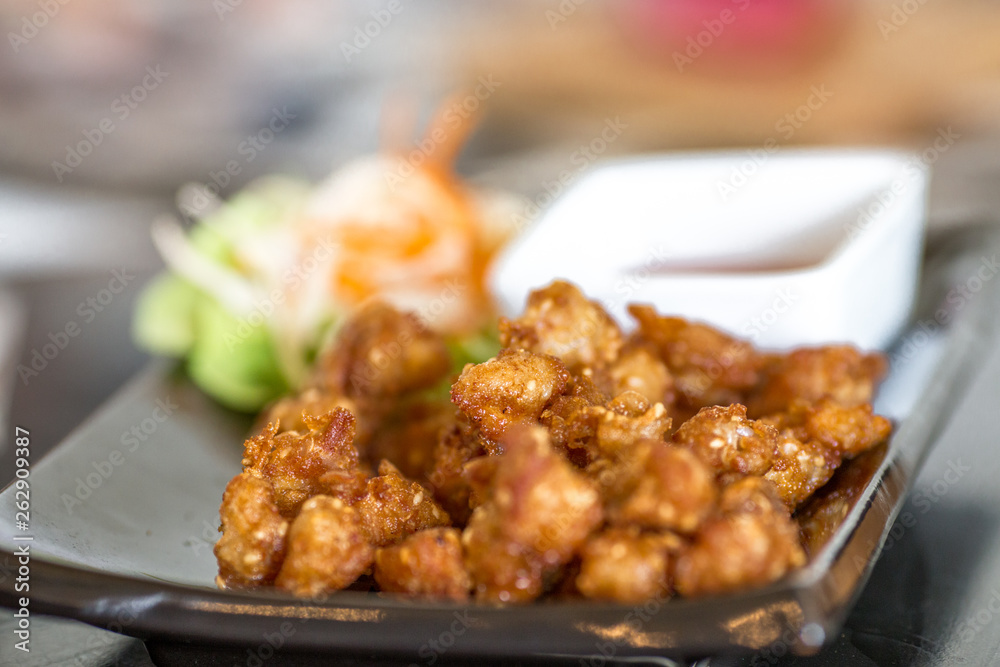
[2, 234, 998, 663]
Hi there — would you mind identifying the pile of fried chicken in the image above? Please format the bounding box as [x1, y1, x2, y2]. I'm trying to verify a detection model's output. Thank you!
[214, 281, 890, 604]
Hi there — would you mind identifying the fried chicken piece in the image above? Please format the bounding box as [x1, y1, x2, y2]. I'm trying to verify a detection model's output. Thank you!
[576, 528, 680, 603]
[274, 496, 373, 597]
[462, 426, 603, 603]
[313, 301, 451, 399]
[608, 440, 718, 534]
[495, 427, 604, 560]
[792, 399, 892, 458]
[214, 473, 289, 589]
[356, 460, 451, 547]
[374, 528, 471, 601]
[764, 433, 841, 510]
[425, 418, 485, 524]
[261, 303, 451, 442]
[797, 444, 888, 557]
[537, 375, 607, 464]
[755, 400, 889, 508]
[674, 477, 806, 597]
[595, 342, 675, 408]
[629, 304, 762, 409]
[748, 346, 887, 417]
[260, 389, 359, 437]
[672, 404, 778, 479]
[541, 394, 601, 464]
[498, 280, 623, 373]
[365, 398, 454, 480]
[462, 507, 547, 603]
[463, 455, 500, 510]
[541, 390, 671, 467]
[242, 409, 368, 517]
[450, 349, 570, 445]
[596, 393, 673, 458]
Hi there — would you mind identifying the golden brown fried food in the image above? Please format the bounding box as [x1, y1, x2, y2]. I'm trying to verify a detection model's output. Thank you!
[374, 528, 471, 601]
[365, 398, 455, 480]
[462, 455, 500, 511]
[425, 418, 484, 524]
[462, 426, 603, 603]
[674, 477, 806, 597]
[261, 388, 359, 437]
[629, 304, 762, 410]
[540, 394, 601, 463]
[451, 349, 570, 445]
[596, 392, 673, 457]
[216, 286, 893, 604]
[748, 346, 887, 417]
[214, 473, 289, 589]
[793, 399, 892, 458]
[462, 507, 546, 604]
[496, 427, 603, 561]
[576, 528, 679, 603]
[541, 390, 671, 467]
[764, 434, 840, 510]
[797, 444, 888, 557]
[274, 496, 373, 597]
[261, 303, 451, 444]
[672, 404, 778, 479]
[596, 342, 675, 408]
[355, 460, 451, 547]
[242, 409, 367, 517]
[499, 280, 623, 373]
[314, 301, 451, 399]
[608, 440, 718, 534]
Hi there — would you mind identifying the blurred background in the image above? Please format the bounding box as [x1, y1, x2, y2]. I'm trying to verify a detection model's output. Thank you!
[3, 0, 1000, 479]
[5, 0, 1000, 474]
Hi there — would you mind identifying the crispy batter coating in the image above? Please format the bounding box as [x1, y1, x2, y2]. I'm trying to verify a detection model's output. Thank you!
[261, 389, 359, 437]
[261, 303, 450, 444]
[243, 409, 367, 517]
[374, 528, 471, 601]
[541, 394, 601, 462]
[596, 393, 673, 457]
[214, 473, 288, 589]
[541, 390, 671, 467]
[673, 404, 778, 479]
[793, 399, 892, 458]
[365, 399, 454, 480]
[274, 496, 373, 597]
[797, 444, 888, 557]
[609, 440, 718, 534]
[674, 478, 806, 597]
[576, 528, 679, 603]
[748, 346, 887, 417]
[498, 280, 623, 373]
[629, 304, 762, 409]
[463, 455, 500, 511]
[494, 427, 603, 560]
[313, 301, 451, 399]
[596, 342, 675, 408]
[217, 287, 893, 603]
[764, 434, 841, 510]
[462, 426, 603, 603]
[426, 418, 485, 524]
[462, 507, 547, 603]
[356, 460, 451, 547]
[451, 349, 570, 444]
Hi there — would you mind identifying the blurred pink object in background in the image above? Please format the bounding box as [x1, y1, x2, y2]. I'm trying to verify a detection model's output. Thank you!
[616, 0, 852, 74]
